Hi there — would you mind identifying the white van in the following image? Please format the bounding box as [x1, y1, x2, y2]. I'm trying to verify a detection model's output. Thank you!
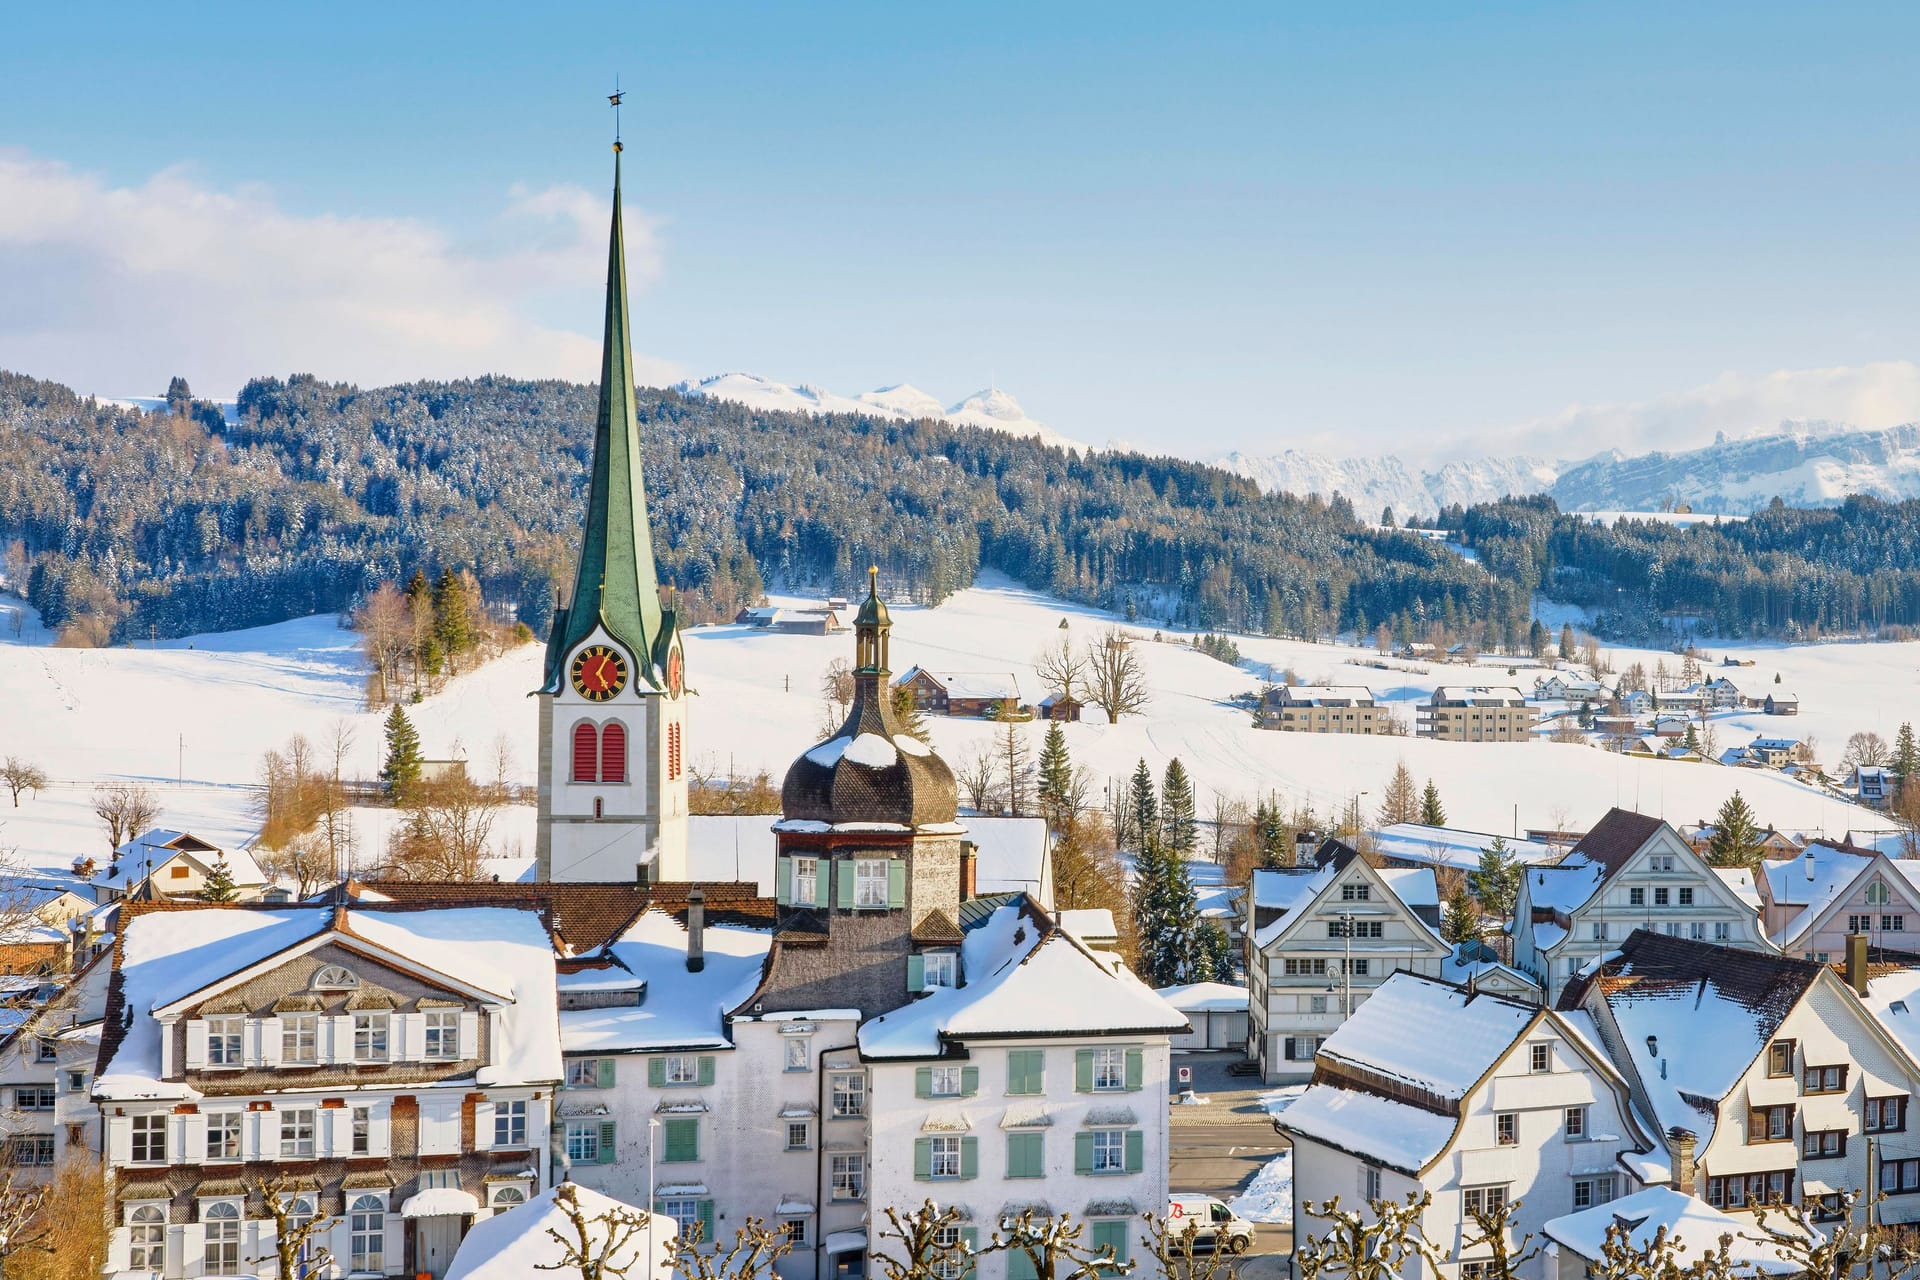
[1165, 1195, 1257, 1253]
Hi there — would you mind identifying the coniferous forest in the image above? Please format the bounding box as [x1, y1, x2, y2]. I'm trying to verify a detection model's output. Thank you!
[5, 367, 1920, 647]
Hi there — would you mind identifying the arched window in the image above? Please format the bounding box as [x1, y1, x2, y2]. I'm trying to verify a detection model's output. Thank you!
[600, 721, 628, 783]
[572, 721, 600, 783]
[204, 1201, 242, 1275]
[129, 1205, 165, 1269]
[490, 1184, 527, 1209]
[351, 1195, 387, 1273]
[312, 964, 359, 991]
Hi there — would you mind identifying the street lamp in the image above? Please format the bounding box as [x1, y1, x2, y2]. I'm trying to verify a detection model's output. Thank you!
[648, 1116, 662, 1265]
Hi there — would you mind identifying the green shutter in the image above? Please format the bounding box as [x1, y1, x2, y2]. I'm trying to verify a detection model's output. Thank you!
[1008, 1131, 1043, 1179]
[961, 1136, 978, 1179]
[1009, 1248, 1038, 1280]
[648, 1057, 666, 1088]
[1008, 1050, 1043, 1095]
[598, 1120, 617, 1164]
[961, 1066, 979, 1097]
[597, 1058, 616, 1088]
[1074, 1131, 1095, 1174]
[914, 1137, 933, 1180]
[888, 860, 906, 908]
[1125, 1129, 1144, 1174]
[837, 861, 856, 909]
[908, 954, 925, 993]
[1091, 1222, 1129, 1266]
[915, 1067, 933, 1099]
[1075, 1049, 1094, 1092]
[698, 1200, 716, 1244]
[663, 1117, 699, 1163]
[776, 856, 792, 906]
[1125, 1048, 1143, 1091]
[959, 1228, 978, 1280]
[698, 1055, 715, 1086]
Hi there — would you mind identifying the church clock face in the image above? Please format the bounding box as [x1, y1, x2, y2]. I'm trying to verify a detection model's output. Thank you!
[666, 648, 684, 699]
[570, 644, 628, 702]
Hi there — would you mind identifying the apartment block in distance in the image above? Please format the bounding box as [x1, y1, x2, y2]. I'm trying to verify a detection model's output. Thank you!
[1417, 685, 1537, 742]
[1256, 685, 1387, 734]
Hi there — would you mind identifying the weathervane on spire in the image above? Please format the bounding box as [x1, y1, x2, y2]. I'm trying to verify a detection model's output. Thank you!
[608, 77, 625, 153]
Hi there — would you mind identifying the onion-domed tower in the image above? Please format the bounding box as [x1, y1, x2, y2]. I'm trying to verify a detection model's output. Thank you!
[758, 569, 965, 1017]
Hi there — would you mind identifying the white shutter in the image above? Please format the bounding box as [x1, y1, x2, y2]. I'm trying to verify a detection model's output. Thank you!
[248, 1219, 270, 1267]
[370, 1106, 391, 1157]
[324, 1107, 350, 1159]
[181, 1113, 207, 1162]
[324, 1015, 349, 1064]
[420, 1099, 458, 1155]
[107, 1115, 131, 1165]
[259, 1016, 282, 1068]
[391, 1013, 416, 1063]
[184, 1019, 209, 1070]
[257, 1109, 282, 1161]
[176, 1222, 202, 1277]
[460, 1010, 482, 1063]
[473, 1100, 496, 1151]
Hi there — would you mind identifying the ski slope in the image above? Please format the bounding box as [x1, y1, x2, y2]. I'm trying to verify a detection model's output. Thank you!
[0, 578, 1909, 882]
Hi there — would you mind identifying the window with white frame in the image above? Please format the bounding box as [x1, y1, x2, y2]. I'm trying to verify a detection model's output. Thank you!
[281, 1014, 318, 1064]
[11, 1136, 52, 1165]
[1090, 1128, 1126, 1174]
[1869, 883, 1892, 905]
[131, 1113, 166, 1163]
[1572, 1175, 1617, 1209]
[793, 857, 818, 906]
[660, 1197, 701, 1240]
[786, 1036, 812, 1071]
[206, 1016, 244, 1067]
[1496, 1113, 1517, 1145]
[783, 1218, 812, 1248]
[831, 1153, 866, 1200]
[1628, 888, 1646, 907]
[564, 1119, 601, 1163]
[786, 1120, 811, 1150]
[566, 1059, 602, 1088]
[16, 1087, 53, 1111]
[1529, 1044, 1551, 1073]
[352, 1012, 389, 1062]
[1564, 1107, 1586, 1139]
[1650, 855, 1675, 873]
[350, 1195, 386, 1273]
[1091, 1048, 1126, 1091]
[314, 964, 359, 990]
[206, 1111, 241, 1160]
[1715, 922, 1731, 940]
[352, 1105, 372, 1155]
[495, 1100, 528, 1147]
[831, 1072, 867, 1118]
[1362, 1166, 1382, 1200]
[663, 1054, 698, 1085]
[930, 1065, 963, 1096]
[490, 1185, 527, 1210]
[203, 1201, 242, 1275]
[1341, 883, 1370, 901]
[128, 1205, 165, 1270]
[855, 859, 889, 907]
[923, 951, 957, 988]
[423, 1010, 459, 1059]
[929, 1134, 963, 1178]
[1463, 1186, 1509, 1217]
[1591, 922, 1607, 941]
[281, 1108, 316, 1158]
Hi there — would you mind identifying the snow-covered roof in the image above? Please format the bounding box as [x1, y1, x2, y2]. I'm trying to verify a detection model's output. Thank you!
[1057, 908, 1116, 941]
[1251, 861, 1440, 949]
[1250, 865, 1336, 913]
[859, 902, 1184, 1057]
[1430, 685, 1527, 706]
[447, 1182, 670, 1280]
[1316, 972, 1535, 1100]
[1369, 824, 1560, 870]
[1713, 866, 1762, 911]
[1156, 981, 1247, 1013]
[97, 904, 561, 1100]
[1523, 862, 1607, 916]
[1854, 956, 1920, 1068]
[683, 814, 1048, 902]
[1543, 1187, 1799, 1272]
[560, 908, 770, 1054]
[1440, 943, 1540, 994]
[89, 828, 266, 893]
[1376, 867, 1439, 910]
[1280, 1084, 1457, 1175]
[1761, 844, 1872, 909]
[1269, 685, 1376, 706]
[895, 667, 1021, 701]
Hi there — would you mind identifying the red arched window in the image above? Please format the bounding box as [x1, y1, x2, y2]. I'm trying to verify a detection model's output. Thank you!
[600, 721, 628, 783]
[571, 722, 599, 783]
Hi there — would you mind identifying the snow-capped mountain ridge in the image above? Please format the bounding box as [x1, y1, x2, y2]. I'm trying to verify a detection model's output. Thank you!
[672, 373, 1084, 451]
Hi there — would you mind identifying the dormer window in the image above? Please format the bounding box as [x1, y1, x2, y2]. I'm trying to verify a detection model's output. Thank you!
[313, 965, 359, 991]
[922, 952, 957, 989]
[1340, 883, 1370, 902]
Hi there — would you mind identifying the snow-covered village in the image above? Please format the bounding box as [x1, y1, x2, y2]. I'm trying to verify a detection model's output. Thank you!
[10, 8, 1920, 1280]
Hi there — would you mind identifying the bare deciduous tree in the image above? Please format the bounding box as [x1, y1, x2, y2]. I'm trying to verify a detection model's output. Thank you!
[536, 1181, 656, 1280]
[93, 783, 158, 857]
[1751, 1191, 1917, 1280]
[1459, 1195, 1542, 1280]
[1035, 633, 1087, 702]
[957, 747, 1005, 814]
[987, 1208, 1127, 1280]
[1295, 1192, 1445, 1280]
[353, 583, 413, 707]
[1, 758, 48, 808]
[664, 1215, 791, 1280]
[1140, 1208, 1236, 1280]
[873, 1200, 973, 1280]
[382, 775, 500, 880]
[1843, 731, 1892, 771]
[248, 1174, 339, 1280]
[1084, 628, 1150, 724]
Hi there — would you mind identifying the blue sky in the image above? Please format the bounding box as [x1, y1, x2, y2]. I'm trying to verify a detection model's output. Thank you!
[5, 2, 1920, 459]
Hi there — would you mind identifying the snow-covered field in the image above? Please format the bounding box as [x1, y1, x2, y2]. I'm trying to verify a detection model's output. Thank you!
[0, 575, 1909, 882]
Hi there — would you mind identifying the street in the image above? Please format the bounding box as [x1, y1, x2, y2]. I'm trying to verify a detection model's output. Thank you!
[1166, 1052, 1294, 1279]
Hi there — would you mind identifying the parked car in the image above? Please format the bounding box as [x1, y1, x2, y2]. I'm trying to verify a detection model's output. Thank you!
[1166, 1195, 1258, 1254]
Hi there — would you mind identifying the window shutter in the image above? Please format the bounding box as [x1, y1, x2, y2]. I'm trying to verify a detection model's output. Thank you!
[1748, 1109, 1766, 1143]
[107, 1116, 131, 1165]
[649, 1058, 666, 1089]
[180, 1113, 207, 1161]
[776, 857, 792, 906]
[370, 1107, 391, 1156]
[257, 1109, 282, 1160]
[961, 1066, 979, 1097]
[837, 861, 856, 909]
[1284, 1037, 1298, 1062]
[459, 1010, 481, 1061]
[390, 1013, 415, 1063]
[698, 1200, 716, 1244]
[1125, 1129, 1144, 1173]
[598, 1058, 616, 1089]
[184, 1020, 208, 1070]
[1008, 1131, 1042, 1178]
[1091, 1221, 1129, 1265]
[324, 1107, 350, 1158]
[1125, 1048, 1143, 1091]
[914, 1137, 933, 1180]
[1074, 1131, 1095, 1174]
[1075, 1050, 1094, 1093]
[907, 955, 925, 993]
[1009, 1248, 1038, 1280]
[959, 1228, 979, 1280]
[473, 1100, 496, 1151]
[598, 1120, 618, 1164]
[915, 1067, 933, 1099]
[889, 860, 907, 908]
[258, 1016, 282, 1068]
[698, 1056, 716, 1087]
[324, 1015, 349, 1064]
[961, 1136, 978, 1179]
[664, 1117, 698, 1162]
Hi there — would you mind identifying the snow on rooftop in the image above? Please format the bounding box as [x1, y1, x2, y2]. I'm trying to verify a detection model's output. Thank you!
[1156, 981, 1247, 1013]
[1524, 862, 1607, 915]
[1058, 908, 1116, 940]
[1281, 1084, 1457, 1174]
[1543, 1187, 1799, 1272]
[1369, 824, 1560, 870]
[1761, 843, 1872, 908]
[447, 1182, 670, 1280]
[561, 908, 769, 1054]
[1251, 865, 1336, 913]
[1376, 867, 1439, 910]
[1860, 964, 1920, 1066]
[1317, 973, 1534, 1099]
[842, 733, 899, 768]
[860, 902, 1183, 1057]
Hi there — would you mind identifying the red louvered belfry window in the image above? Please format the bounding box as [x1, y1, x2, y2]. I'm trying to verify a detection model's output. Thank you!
[668, 723, 683, 781]
[600, 721, 628, 783]
[571, 722, 599, 783]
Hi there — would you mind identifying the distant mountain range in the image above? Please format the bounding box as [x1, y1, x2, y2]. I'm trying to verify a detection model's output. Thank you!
[677, 374, 1920, 520]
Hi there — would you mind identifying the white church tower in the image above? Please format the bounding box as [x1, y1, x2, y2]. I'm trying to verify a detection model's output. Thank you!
[535, 142, 689, 883]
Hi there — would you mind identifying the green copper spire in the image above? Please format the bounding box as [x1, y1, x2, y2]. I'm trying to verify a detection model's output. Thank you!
[543, 144, 674, 691]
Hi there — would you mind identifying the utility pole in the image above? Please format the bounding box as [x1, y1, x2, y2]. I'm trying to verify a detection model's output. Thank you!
[177, 734, 184, 786]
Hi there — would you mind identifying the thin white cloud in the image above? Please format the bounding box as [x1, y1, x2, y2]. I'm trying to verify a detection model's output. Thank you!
[1471, 361, 1920, 463]
[0, 150, 678, 399]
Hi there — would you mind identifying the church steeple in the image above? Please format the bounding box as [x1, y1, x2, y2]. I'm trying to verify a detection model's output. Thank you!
[542, 143, 673, 692]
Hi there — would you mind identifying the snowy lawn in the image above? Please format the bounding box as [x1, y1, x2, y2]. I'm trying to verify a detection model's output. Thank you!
[1228, 1150, 1293, 1225]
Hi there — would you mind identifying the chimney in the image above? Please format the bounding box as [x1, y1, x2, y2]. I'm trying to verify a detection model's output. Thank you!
[959, 843, 978, 902]
[1667, 1127, 1697, 1195]
[1847, 931, 1870, 997]
[686, 889, 706, 973]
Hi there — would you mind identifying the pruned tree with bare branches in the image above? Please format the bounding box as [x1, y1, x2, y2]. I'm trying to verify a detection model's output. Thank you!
[987, 1208, 1129, 1280]
[536, 1182, 656, 1280]
[1750, 1191, 1918, 1280]
[1458, 1195, 1543, 1280]
[664, 1215, 791, 1280]
[1139, 1208, 1235, 1280]
[1295, 1192, 1445, 1280]
[248, 1173, 339, 1280]
[1035, 633, 1087, 703]
[873, 1200, 974, 1280]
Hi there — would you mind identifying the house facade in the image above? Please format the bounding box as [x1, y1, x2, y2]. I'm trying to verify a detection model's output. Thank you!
[892, 667, 1023, 719]
[1512, 809, 1772, 1004]
[87, 830, 267, 905]
[1416, 687, 1536, 742]
[1255, 686, 1387, 734]
[1758, 844, 1920, 962]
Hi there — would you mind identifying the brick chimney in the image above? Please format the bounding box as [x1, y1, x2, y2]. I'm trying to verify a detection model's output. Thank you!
[1667, 1127, 1697, 1195]
[686, 889, 706, 973]
[959, 842, 978, 902]
[1847, 931, 1871, 997]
